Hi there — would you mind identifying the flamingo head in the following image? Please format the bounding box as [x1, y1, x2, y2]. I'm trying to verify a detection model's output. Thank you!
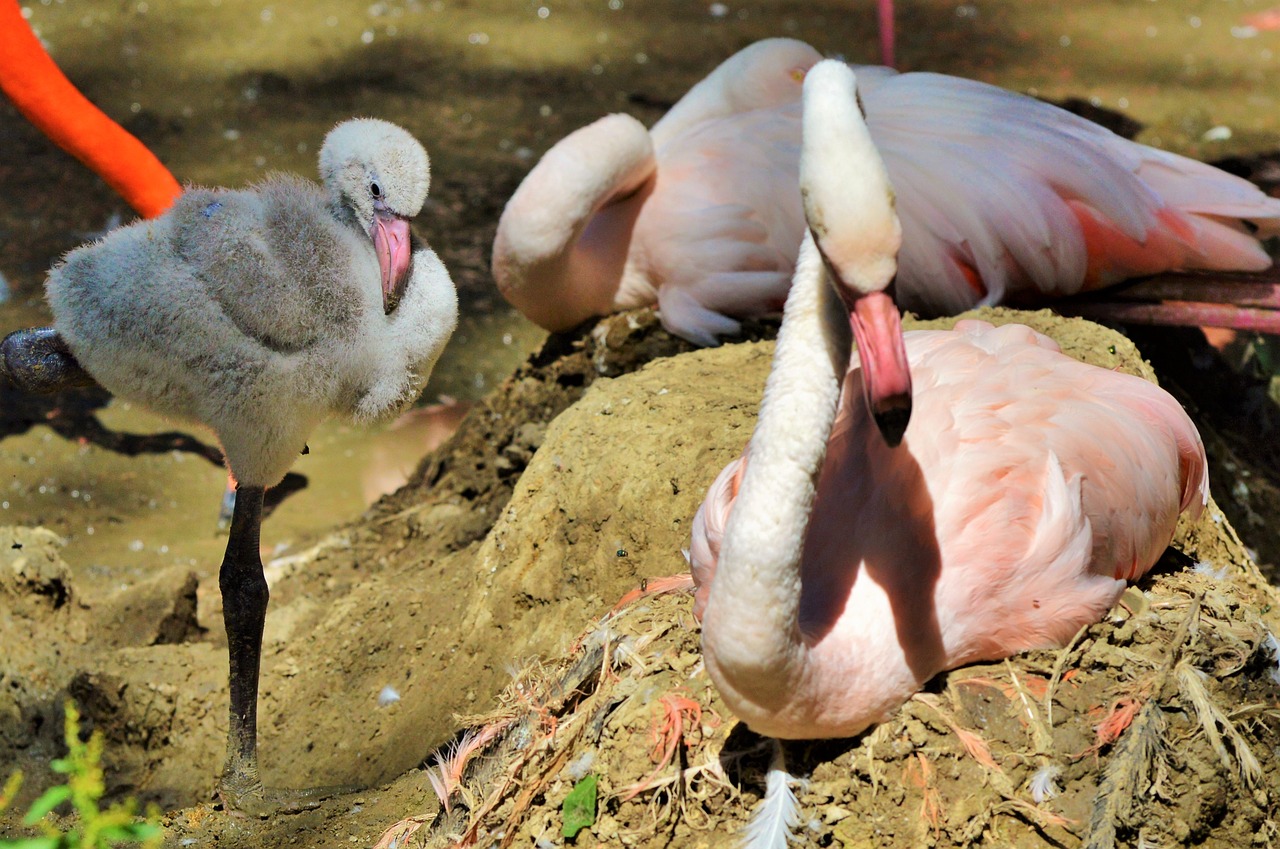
[319, 118, 430, 314]
[800, 60, 912, 446]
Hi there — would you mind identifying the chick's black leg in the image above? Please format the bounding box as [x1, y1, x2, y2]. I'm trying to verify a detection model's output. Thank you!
[0, 327, 97, 392]
[215, 483, 357, 815]
[217, 483, 269, 810]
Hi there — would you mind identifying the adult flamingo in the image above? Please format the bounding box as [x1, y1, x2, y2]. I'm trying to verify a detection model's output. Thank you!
[0, 0, 180, 218]
[492, 38, 1280, 346]
[688, 60, 1208, 742]
[0, 119, 458, 810]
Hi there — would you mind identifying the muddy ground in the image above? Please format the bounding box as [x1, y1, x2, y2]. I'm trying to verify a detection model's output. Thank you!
[3, 1, 1280, 847]
[3, 309, 1280, 849]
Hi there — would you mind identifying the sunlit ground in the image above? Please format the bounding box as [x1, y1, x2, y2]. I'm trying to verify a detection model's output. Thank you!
[1, 0, 1277, 594]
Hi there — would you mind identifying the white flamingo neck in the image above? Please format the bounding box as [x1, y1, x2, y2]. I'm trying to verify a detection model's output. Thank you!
[491, 113, 657, 331]
[702, 60, 907, 718]
[704, 233, 851, 693]
[800, 61, 900, 297]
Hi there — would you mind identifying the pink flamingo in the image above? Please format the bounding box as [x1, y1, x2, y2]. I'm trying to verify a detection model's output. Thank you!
[688, 61, 1209, 741]
[492, 38, 1280, 346]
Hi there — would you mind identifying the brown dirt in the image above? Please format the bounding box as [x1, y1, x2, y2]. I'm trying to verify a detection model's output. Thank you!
[2, 309, 1279, 848]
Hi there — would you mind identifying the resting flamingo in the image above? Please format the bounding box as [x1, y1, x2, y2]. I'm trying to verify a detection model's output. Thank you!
[0, 118, 458, 810]
[492, 37, 1280, 346]
[688, 60, 1208, 742]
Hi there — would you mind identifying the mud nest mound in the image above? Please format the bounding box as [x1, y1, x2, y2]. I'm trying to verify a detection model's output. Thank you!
[2, 308, 1278, 849]
[368, 308, 1280, 849]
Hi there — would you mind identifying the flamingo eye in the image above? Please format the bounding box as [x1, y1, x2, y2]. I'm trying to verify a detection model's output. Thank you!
[370, 181, 383, 198]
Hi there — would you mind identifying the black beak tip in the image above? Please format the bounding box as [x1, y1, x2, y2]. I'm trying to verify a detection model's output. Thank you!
[383, 290, 402, 316]
[874, 402, 912, 448]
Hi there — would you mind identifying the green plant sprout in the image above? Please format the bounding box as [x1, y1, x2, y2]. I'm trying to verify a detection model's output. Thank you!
[561, 774, 597, 840]
[0, 701, 161, 849]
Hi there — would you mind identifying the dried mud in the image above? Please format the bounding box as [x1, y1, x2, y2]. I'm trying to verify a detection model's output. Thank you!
[2, 309, 1279, 848]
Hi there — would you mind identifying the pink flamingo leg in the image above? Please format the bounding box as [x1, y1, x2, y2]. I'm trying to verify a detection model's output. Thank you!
[1058, 273, 1280, 335]
[878, 0, 896, 67]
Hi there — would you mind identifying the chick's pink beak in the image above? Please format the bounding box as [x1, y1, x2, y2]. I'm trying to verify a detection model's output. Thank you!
[849, 290, 912, 446]
[373, 207, 412, 314]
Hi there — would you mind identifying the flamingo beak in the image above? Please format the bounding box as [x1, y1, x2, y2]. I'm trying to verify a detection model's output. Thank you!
[848, 289, 912, 446]
[373, 203, 412, 314]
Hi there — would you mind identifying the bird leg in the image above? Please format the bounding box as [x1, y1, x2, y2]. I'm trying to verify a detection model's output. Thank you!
[216, 482, 357, 815]
[1055, 272, 1280, 335]
[217, 482, 271, 811]
[0, 327, 97, 393]
[0, 333, 338, 811]
[877, 0, 896, 68]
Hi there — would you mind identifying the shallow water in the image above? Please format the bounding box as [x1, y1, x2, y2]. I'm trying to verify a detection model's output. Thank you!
[2, 0, 1278, 608]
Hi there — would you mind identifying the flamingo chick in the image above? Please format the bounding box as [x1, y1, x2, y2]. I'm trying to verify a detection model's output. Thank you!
[688, 62, 1208, 740]
[1, 118, 458, 809]
[493, 38, 1280, 346]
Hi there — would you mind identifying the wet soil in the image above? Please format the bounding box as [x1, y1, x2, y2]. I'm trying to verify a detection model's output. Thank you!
[2, 1, 1280, 847]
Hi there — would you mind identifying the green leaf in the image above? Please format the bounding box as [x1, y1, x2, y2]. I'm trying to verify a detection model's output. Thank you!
[0, 771, 23, 814]
[22, 786, 71, 824]
[561, 775, 598, 840]
[1, 837, 61, 849]
[130, 823, 162, 840]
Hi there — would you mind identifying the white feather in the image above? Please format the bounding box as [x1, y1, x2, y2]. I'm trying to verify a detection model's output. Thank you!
[1193, 561, 1229, 581]
[1028, 764, 1063, 803]
[742, 740, 803, 849]
[1262, 632, 1280, 686]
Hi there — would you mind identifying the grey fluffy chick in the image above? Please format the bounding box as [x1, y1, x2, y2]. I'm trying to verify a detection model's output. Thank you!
[33, 117, 457, 811]
[48, 117, 457, 488]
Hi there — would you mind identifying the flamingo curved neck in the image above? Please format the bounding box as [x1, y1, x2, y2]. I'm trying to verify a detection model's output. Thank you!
[492, 114, 657, 332]
[704, 233, 851, 699]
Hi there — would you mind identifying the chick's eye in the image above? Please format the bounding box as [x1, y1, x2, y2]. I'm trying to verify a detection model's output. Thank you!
[370, 181, 383, 198]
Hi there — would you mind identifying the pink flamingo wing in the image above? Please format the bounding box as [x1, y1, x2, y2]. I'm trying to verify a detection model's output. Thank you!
[856, 69, 1280, 312]
[641, 106, 804, 343]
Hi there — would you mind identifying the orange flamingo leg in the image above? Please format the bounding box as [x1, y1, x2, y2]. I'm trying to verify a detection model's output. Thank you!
[0, 0, 180, 218]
